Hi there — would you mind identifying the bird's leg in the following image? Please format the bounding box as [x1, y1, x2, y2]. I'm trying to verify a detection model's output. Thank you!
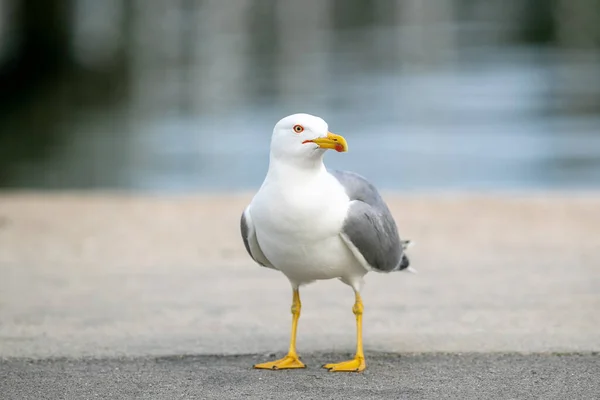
[323, 291, 366, 372]
[253, 288, 306, 370]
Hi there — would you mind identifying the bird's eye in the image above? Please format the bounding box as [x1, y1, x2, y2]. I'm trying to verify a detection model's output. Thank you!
[293, 125, 304, 134]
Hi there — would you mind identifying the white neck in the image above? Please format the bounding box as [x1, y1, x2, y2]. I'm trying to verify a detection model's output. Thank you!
[266, 151, 327, 184]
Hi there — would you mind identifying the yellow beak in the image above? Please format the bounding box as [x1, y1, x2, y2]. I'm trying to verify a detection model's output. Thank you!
[305, 132, 348, 152]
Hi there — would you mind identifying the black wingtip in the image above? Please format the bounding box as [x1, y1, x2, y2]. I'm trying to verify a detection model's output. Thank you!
[398, 254, 410, 271]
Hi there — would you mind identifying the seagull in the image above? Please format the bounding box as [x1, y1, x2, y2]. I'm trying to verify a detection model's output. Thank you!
[240, 113, 413, 372]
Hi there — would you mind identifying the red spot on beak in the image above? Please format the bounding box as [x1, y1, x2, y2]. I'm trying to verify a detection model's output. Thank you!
[335, 144, 344, 152]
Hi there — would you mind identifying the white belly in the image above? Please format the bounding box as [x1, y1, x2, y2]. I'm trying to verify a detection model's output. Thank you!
[255, 230, 366, 284]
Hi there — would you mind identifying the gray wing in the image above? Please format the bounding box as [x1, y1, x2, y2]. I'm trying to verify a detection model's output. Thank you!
[240, 206, 277, 270]
[330, 169, 410, 272]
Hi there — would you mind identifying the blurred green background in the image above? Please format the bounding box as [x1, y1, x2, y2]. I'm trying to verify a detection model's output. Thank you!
[0, 0, 599, 192]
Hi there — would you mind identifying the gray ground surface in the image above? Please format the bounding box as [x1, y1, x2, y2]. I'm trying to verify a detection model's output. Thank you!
[1, 193, 599, 358]
[1, 193, 599, 398]
[2, 352, 599, 400]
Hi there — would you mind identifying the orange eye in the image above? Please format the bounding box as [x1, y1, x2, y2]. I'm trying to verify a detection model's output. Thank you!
[293, 125, 304, 134]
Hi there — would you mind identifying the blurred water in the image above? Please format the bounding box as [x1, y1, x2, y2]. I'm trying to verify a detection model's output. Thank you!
[1, 0, 599, 192]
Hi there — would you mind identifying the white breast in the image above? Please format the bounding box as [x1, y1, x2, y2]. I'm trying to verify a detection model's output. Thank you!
[250, 171, 367, 285]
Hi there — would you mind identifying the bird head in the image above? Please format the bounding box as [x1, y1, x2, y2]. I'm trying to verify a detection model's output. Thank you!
[269, 113, 348, 166]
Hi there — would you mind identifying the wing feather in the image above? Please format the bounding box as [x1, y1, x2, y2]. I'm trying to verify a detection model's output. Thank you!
[331, 170, 409, 273]
[240, 207, 277, 270]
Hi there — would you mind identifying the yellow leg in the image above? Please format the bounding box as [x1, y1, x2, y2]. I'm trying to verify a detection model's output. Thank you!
[323, 291, 366, 372]
[254, 288, 306, 370]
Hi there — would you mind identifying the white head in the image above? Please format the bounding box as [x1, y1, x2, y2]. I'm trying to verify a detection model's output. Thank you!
[269, 113, 348, 169]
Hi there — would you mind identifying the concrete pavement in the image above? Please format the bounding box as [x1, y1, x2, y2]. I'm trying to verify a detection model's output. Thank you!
[1, 192, 599, 358]
[1, 192, 599, 398]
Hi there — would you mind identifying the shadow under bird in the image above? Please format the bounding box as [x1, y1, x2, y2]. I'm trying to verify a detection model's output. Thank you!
[240, 113, 414, 372]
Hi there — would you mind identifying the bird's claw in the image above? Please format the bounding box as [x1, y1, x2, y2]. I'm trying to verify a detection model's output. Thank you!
[254, 354, 306, 370]
[323, 357, 365, 372]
